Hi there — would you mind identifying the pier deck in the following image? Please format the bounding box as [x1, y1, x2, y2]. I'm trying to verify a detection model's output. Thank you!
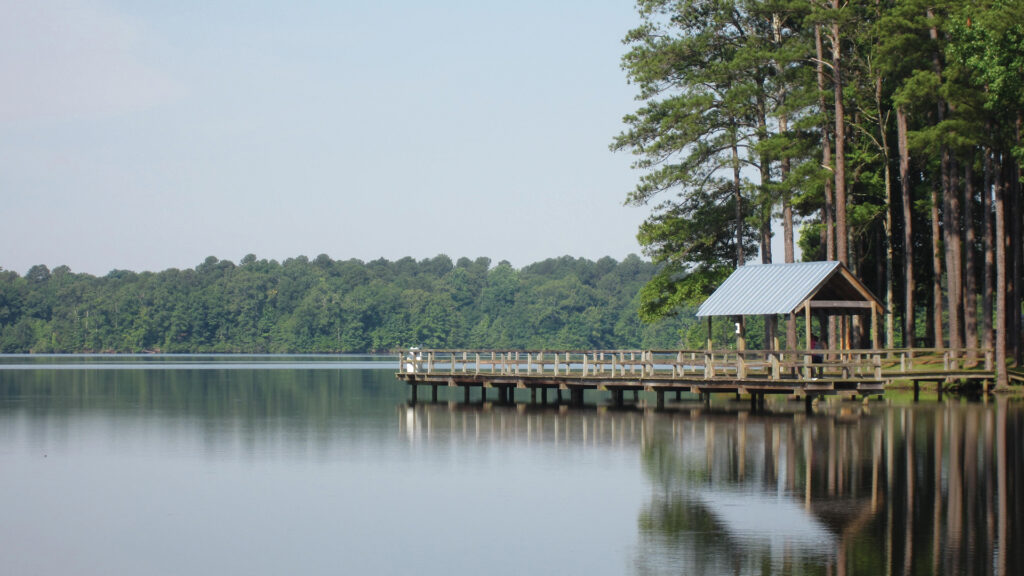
[395, 348, 996, 407]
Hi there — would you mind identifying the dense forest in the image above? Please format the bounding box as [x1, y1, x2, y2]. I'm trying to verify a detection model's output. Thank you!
[0, 255, 700, 354]
[613, 0, 1024, 386]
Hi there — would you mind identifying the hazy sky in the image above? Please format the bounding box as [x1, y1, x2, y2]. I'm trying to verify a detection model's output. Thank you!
[1, 0, 666, 275]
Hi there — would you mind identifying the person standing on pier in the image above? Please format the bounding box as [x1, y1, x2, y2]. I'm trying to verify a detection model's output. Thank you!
[810, 334, 824, 377]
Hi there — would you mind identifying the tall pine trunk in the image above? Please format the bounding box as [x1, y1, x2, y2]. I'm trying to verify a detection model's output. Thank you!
[983, 146, 995, 355]
[932, 182, 944, 349]
[830, 2, 847, 266]
[1013, 155, 1023, 366]
[1013, 116, 1023, 366]
[816, 24, 835, 263]
[898, 107, 914, 347]
[774, 11, 796, 351]
[756, 96, 775, 349]
[929, 10, 960, 353]
[944, 157, 962, 352]
[995, 158, 1008, 388]
[781, 112, 797, 350]
[963, 159, 978, 363]
[816, 21, 837, 350]
[733, 137, 744, 267]
[877, 76, 895, 349]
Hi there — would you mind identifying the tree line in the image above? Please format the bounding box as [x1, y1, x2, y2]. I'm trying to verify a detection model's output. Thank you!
[0, 254, 696, 354]
[613, 0, 1024, 386]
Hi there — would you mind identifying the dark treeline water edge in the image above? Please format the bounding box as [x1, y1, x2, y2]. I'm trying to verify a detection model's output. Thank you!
[0, 254, 695, 354]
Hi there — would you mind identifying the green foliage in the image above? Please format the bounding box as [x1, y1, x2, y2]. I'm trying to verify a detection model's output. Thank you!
[0, 255, 690, 353]
[616, 0, 1024, 355]
[614, 0, 818, 321]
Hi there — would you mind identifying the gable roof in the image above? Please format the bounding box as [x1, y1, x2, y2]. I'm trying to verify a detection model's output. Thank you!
[695, 261, 882, 317]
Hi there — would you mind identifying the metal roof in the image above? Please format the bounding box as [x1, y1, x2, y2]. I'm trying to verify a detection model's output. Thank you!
[696, 261, 845, 317]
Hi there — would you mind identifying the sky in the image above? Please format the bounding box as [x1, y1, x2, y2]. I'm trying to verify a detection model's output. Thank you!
[1, 0, 661, 276]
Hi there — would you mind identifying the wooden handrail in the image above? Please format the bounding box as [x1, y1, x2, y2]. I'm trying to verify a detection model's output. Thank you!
[399, 347, 944, 381]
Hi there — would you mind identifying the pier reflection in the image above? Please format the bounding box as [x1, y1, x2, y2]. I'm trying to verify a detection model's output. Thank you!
[398, 396, 1023, 576]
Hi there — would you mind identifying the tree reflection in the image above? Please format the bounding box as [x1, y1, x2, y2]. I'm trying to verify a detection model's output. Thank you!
[634, 399, 1023, 576]
[397, 395, 1022, 575]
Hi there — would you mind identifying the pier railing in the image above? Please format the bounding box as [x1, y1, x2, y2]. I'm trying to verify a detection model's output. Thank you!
[399, 347, 995, 382]
[400, 349, 879, 381]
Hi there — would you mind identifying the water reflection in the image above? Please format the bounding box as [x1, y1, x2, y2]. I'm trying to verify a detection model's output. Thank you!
[2, 363, 1021, 576]
[399, 401, 648, 447]
[400, 396, 1023, 576]
[0, 366, 403, 460]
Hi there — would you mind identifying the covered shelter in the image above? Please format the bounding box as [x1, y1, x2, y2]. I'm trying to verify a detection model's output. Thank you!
[696, 261, 885, 351]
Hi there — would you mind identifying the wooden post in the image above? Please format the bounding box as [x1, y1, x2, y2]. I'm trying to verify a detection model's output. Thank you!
[805, 301, 812, 350]
[612, 389, 624, 407]
[736, 316, 746, 351]
[431, 385, 438, 403]
[804, 301, 813, 378]
[706, 317, 713, 350]
[871, 305, 879, 350]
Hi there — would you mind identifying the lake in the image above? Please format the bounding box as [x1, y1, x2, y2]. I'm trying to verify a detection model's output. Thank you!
[1, 355, 1021, 575]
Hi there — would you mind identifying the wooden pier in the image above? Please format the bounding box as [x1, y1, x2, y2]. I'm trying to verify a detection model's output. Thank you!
[395, 348, 997, 409]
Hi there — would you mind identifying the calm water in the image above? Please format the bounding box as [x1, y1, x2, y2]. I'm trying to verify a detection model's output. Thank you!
[1, 356, 1021, 576]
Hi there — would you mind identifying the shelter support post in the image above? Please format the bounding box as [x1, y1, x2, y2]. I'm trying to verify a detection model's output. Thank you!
[804, 301, 812, 350]
[736, 316, 746, 351]
[871, 306, 879, 350]
[706, 317, 712, 351]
